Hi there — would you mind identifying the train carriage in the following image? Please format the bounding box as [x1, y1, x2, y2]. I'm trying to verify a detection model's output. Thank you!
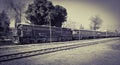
[72, 29, 97, 40]
[72, 29, 113, 40]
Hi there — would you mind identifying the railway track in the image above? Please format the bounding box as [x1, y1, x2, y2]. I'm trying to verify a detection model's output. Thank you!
[0, 38, 115, 50]
[0, 38, 119, 62]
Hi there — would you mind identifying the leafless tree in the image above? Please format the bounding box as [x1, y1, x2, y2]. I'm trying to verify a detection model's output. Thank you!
[62, 18, 76, 30]
[79, 24, 84, 30]
[90, 15, 102, 30]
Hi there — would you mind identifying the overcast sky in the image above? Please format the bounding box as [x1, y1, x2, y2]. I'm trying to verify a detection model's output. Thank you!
[50, 0, 120, 31]
[0, 0, 120, 31]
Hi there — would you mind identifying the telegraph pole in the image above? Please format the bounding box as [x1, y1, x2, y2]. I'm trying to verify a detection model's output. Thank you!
[49, 20, 52, 43]
[105, 30, 108, 38]
[48, 13, 52, 43]
[79, 24, 84, 40]
[79, 29, 81, 40]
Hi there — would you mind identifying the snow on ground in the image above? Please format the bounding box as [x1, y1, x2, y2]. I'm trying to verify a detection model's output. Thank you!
[0, 38, 120, 65]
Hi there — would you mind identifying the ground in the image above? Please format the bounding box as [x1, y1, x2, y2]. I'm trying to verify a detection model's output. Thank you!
[0, 38, 120, 65]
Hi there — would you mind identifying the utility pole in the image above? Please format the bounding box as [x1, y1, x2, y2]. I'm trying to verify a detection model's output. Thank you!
[79, 25, 81, 40]
[20, 8, 21, 24]
[48, 13, 52, 43]
[79, 24, 84, 40]
[79, 30, 81, 40]
[106, 30, 108, 38]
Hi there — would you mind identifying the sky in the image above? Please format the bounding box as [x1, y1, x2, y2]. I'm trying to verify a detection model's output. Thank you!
[50, 0, 120, 31]
[0, 0, 120, 31]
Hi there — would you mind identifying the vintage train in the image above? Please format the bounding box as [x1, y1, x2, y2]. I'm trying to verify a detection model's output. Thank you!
[10, 24, 119, 44]
[11, 24, 72, 44]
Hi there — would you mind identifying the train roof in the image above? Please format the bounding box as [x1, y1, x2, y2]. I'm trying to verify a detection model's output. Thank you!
[73, 29, 117, 33]
[73, 29, 107, 33]
[17, 23, 71, 30]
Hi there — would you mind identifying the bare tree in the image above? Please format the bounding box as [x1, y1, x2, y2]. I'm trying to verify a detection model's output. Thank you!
[79, 24, 84, 30]
[115, 29, 119, 33]
[62, 19, 76, 30]
[90, 15, 102, 30]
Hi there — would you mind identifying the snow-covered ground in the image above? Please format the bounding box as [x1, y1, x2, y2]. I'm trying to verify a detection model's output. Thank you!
[0, 38, 120, 65]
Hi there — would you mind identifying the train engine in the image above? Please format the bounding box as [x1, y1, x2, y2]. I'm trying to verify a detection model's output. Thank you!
[11, 24, 72, 44]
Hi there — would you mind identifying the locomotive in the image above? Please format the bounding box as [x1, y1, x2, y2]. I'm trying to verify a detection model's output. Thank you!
[11, 24, 72, 44]
[10, 24, 120, 44]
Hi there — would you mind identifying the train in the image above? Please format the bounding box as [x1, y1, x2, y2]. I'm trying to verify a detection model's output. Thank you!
[72, 29, 119, 40]
[9, 24, 120, 44]
[11, 24, 72, 44]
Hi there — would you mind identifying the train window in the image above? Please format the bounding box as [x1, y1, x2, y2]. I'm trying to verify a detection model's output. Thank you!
[0, 27, 3, 31]
[26, 28, 32, 32]
[39, 33, 42, 36]
[17, 29, 21, 36]
[72, 31, 77, 34]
